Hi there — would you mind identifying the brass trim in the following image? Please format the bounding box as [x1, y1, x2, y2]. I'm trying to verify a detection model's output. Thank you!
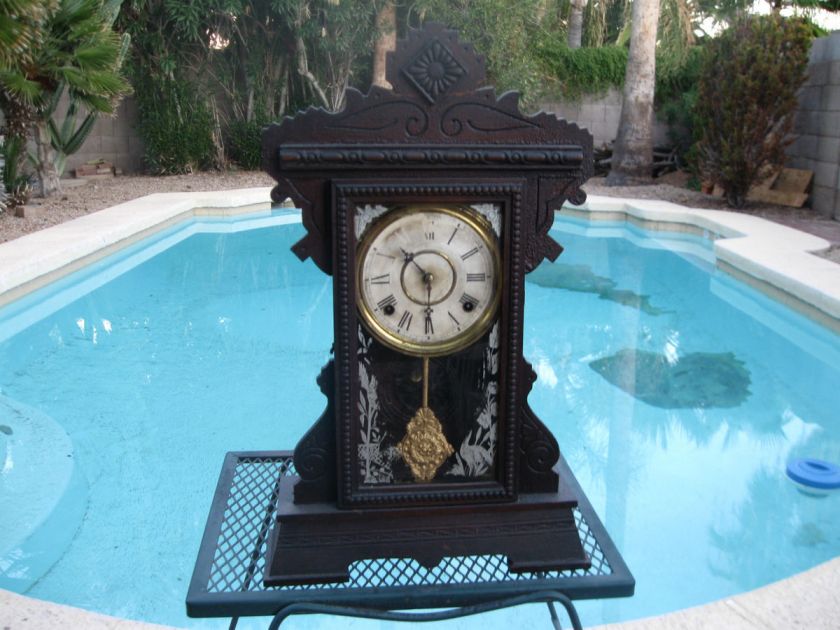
[355, 204, 502, 357]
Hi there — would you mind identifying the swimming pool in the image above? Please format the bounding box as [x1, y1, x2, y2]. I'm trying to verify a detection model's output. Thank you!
[1, 205, 839, 629]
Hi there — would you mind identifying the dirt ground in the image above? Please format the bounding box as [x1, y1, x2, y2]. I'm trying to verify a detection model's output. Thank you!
[2, 170, 839, 263]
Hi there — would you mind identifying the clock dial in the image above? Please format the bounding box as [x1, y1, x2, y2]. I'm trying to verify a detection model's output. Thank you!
[357, 206, 501, 356]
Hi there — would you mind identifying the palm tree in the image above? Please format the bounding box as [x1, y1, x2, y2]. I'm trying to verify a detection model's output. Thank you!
[0, 0, 130, 198]
[372, 1, 397, 88]
[568, 0, 587, 48]
[606, 0, 661, 184]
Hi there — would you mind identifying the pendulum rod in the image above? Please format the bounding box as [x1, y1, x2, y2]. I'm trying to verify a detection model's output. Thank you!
[422, 356, 429, 408]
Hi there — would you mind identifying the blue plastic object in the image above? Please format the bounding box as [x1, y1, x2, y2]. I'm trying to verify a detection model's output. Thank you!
[786, 458, 840, 490]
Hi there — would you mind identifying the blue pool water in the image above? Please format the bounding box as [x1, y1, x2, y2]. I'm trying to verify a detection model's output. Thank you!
[1, 210, 839, 628]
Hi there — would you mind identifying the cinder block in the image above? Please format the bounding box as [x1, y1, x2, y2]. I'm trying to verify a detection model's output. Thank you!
[810, 37, 827, 64]
[792, 133, 819, 159]
[100, 135, 117, 154]
[128, 135, 145, 153]
[826, 32, 840, 60]
[824, 112, 840, 138]
[813, 160, 838, 187]
[820, 84, 840, 111]
[809, 61, 830, 86]
[810, 184, 835, 216]
[602, 88, 623, 107]
[92, 115, 113, 136]
[817, 135, 840, 162]
[802, 110, 826, 135]
[115, 135, 130, 154]
[79, 135, 101, 154]
[799, 85, 822, 110]
[580, 104, 606, 123]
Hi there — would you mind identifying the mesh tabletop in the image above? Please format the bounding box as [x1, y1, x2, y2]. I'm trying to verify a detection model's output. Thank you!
[187, 451, 634, 619]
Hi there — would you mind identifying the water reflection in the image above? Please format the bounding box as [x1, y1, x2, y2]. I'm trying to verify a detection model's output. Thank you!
[589, 349, 752, 409]
[708, 467, 839, 592]
[528, 263, 671, 315]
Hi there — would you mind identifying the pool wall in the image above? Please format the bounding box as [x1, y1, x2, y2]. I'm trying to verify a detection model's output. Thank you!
[3, 189, 838, 334]
[567, 195, 840, 334]
[0, 188, 271, 309]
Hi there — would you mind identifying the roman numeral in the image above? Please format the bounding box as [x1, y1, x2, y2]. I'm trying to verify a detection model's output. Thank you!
[377, 294, 397, 310]
[425, 231, 435, 240]
[448, 311, 460, 326]
[425, 314, 434, 335]
[398, 311, 413, 330]
[467, 273, 486, 282]
[375, 251, 396, 260]
[369, 273, 390, 285]
[461, 247, 479, 260]
[460, 293, 478, 306]
[448, 224, 461, 244]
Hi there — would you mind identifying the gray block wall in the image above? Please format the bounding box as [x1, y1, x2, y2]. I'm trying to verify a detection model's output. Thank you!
[539, 87, 670, 149]
[60, 95, 144, 175]
[789, 32, 840, 220]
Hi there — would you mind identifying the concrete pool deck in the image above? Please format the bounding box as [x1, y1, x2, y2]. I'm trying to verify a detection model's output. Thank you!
[1, 188, 839, 628]
[3, 556, 840, 628]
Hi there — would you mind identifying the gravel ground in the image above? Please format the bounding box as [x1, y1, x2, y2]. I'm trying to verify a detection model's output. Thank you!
[2, 170, 839, 263]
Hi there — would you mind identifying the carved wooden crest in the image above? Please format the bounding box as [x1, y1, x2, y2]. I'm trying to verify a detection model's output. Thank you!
[262, 22, 593, 277]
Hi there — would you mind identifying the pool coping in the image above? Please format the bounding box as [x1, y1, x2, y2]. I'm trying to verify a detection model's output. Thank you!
[1, 188, 839, 628]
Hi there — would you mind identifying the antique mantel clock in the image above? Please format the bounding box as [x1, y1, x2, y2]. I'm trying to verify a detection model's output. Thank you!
[262, 22, 594, 585]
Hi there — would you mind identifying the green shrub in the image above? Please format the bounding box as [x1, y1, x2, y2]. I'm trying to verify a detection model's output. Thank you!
[133, 75, 216, 174]
[656, 46, 704, 166]
[225, 119, 266, 171]
[0, 136, 32, 210]
[535, 39, 628, 99]
[695, 15, 811, 208]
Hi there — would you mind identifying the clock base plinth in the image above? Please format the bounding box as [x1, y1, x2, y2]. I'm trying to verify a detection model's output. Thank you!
[264, 475, 590, 587]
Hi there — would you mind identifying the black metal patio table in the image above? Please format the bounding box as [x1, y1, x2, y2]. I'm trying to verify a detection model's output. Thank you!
[186, 451, 634, 629]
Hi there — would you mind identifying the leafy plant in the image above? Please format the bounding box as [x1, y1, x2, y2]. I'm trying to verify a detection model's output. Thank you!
[535, 39, 628, 99]
[133, 75, 216, 174]
[0, 0, 130, 197]
[1, 135, 33, 210]
[655, 44, 703, 166]
[695, 15, 811, 208]
[225, 118, 267, 170]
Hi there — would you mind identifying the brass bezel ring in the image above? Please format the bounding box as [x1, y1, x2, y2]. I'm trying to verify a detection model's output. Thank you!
[356, 204, 502, 358]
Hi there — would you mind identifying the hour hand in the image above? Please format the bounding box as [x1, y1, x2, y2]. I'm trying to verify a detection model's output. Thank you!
[401, 247, 427, 276]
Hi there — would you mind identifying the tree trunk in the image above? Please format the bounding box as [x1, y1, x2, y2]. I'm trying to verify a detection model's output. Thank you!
[568, 0, 587, 49]
[34, 120, 61, 198]
[606, 0, 661, 185]
[372, 1, 397, 88]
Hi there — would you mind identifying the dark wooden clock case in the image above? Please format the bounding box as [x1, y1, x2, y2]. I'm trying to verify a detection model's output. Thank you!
[262, 23, 595, 586]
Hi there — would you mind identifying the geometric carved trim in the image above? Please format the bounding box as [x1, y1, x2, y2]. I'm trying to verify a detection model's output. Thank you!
[402, 38, 467, 104]
[275, 517, 567, 547]
[278, 145, 585, 170]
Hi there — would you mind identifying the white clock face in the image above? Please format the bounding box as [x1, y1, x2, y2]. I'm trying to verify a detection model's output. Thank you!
[357, 206, 500, 356]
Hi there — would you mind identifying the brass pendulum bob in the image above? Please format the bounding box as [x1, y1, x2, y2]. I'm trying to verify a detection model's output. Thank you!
[397, 356, 454, 482]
